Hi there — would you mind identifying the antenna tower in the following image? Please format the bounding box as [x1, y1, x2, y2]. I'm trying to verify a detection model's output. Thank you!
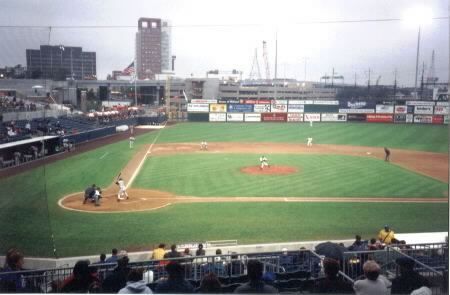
[249, 48, 262, 80]
[262, 41, 271, 80]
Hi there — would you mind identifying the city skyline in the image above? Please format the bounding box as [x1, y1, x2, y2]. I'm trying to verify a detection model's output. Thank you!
[0, 0, 448, 86]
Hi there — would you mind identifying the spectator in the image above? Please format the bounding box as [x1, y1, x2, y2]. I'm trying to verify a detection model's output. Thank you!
[378, 224, 396, 245]
[348, 235, 368, 251]
[95, 253, 106, 264]
[154, 261, 194, 293]
[210, 249, 226, 276]
[60, 260, 100, 293]
[234, 260, 278, 293]
[164, 244, 181, 259]
[118, 269, 153, 294]
[152, 244, 166, 260]
[102, 251, 131, 293]
[353, 260, 391, 295]
[196, 243, 205, 256]
[196, 272, 222, 293]
[0, 249, 27, 292]
[391, 257, 430, 294]
[228, 253, 245, 277]
[105, 248, 118, 263]
[410, 286, 432, 295]
[183, 248, 192, 257]
[312, 257, 353, 293]
[368, 238, 382, 250]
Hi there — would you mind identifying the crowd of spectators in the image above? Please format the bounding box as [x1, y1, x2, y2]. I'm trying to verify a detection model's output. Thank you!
[0, 236, 442, 295]
[0, 96, 39, 113]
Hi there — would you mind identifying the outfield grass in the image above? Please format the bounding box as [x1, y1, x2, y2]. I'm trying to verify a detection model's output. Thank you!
[0, 123, 447, 257]
[134, 154, 447, 198]
[157, 123, 449, 153]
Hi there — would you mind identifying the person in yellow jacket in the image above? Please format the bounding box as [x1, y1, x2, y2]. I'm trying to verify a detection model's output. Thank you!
[378, 225, 396, 244]
[152, 244, 166, 260]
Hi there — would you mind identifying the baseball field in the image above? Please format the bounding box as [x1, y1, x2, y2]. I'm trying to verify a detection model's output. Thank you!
[1, 122, 448, 257]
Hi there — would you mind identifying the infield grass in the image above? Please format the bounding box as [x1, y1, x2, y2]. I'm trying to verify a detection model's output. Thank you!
[134, 153, 447, 198]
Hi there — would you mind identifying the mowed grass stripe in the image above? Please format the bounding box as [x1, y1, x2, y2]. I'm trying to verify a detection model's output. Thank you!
[156, 123, 448, 153]
[134, 154, 447, 198]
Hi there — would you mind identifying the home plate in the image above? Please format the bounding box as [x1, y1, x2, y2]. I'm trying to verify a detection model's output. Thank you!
[366, 152, 371, 155]
[140, 198, 148, 200]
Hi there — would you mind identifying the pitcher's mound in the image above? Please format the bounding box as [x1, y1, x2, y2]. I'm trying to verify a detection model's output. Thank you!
[240, 166, 299, 175]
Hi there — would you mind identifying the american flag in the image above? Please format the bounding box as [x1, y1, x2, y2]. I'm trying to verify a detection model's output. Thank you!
[122, 62, 135, 75]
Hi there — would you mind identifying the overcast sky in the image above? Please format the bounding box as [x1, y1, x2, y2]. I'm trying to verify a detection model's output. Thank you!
[0, 0, 448, 86]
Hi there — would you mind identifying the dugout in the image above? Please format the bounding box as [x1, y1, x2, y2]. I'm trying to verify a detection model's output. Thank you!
[0, 135, 61, 165]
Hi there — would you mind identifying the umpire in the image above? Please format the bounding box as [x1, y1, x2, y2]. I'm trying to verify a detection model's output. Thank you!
[83, 184, 96, 204]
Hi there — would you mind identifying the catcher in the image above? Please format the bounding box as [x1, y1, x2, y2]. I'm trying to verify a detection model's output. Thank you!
[116, 178, 129, 202]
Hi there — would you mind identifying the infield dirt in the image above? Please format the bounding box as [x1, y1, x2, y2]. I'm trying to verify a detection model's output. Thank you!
[60, 142, 449, 213]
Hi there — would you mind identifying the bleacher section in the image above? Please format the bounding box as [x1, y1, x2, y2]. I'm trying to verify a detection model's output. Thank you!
[0, 243, 447, 293]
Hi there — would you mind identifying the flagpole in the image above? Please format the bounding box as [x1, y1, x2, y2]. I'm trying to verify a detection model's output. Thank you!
[134, 60, 137, 106]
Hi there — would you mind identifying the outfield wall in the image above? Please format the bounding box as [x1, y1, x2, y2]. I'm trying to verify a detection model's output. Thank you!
[187, 99, 449, 124]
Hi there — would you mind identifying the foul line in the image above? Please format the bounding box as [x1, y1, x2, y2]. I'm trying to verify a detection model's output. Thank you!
[99, 152, 109, 159]
[126, 122, 166, 189]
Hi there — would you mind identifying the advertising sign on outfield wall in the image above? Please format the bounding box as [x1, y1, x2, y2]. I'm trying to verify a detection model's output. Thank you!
[289, 100, 314, 105]
[227, 104, 254, 112]
[209, 113, 226, 122]
[314, 100, 339, 105]
[209, 104, 227, 112]
[321, 113, 347, 122]
[244, 113, 261, 122]
[190, 99, 217, 104]
[434, 106, 449, 115]
[414, 105, 434, 114]
[436, 101, 449, 106]
[226, 113, 244, 122]
[253, 104, 271, 113]
[406, 101, 435, 106]
[432, 115, 444, 124]
[339, 100, 376, 109]
[187, 103, 210, 112]
[376, 105, 394, 113]
[339, 108, 375, 113]
[407, 106, 415, 113]
[414, 115, 433, 123]
[272, 99, 288, 105]
[288, 104, 305, 113]
[444, 115, 449, 124]
[218, 99, 239, 104]
[244, 99, 271, 104]
[304, 113, 321, 121]
[287, 113, 304, 122]
[271, 104, 288, 112]
[394, 114, 406, 123]
[261, 113, 287, 122]
[406, 114, 413, 123]
[394, 106, 407, 114]
[347, 114, 367, 121]
[366, 114, 393, 123]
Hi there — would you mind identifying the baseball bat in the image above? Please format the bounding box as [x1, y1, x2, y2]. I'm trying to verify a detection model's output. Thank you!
[116, 172, 121, 181]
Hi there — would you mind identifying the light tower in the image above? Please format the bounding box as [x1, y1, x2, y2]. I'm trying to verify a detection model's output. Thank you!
[262, 41, 271, 80]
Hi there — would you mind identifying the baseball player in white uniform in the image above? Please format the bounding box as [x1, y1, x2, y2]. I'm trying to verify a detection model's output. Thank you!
[200, 141, 208, 150]
[307, 137, 313, 147]
[260, 155, 269, 169]
[129, 136, 135, 149]
[309, 119, 313, 127]
[116, 178, 128, 201]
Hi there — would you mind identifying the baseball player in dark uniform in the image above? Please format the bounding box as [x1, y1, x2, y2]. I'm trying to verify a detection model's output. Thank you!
[83, 184, 101, 205]
[384, 147, 391, 162]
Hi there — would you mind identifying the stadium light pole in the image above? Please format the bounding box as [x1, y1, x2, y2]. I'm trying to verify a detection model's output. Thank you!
[403, 6, 432, 100]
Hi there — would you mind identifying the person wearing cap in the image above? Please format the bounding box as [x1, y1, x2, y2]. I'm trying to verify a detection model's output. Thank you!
[378, 225, 396, 245]
[164, 244, 181, 258]
[103, 251, 131, 293]
[353, 260, 391, 295]
[391, 257, 430, 294]
[234, 260, 278, 293]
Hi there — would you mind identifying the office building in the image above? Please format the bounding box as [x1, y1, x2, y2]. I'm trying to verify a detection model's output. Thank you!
[26, 45, 96, 80]
[136, 18, 172, 79]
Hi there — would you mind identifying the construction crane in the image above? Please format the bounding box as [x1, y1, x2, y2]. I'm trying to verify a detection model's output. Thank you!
[249, 48, 262, 80]
[375, 75, 381, 86]
[262, 41, 271, 80]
